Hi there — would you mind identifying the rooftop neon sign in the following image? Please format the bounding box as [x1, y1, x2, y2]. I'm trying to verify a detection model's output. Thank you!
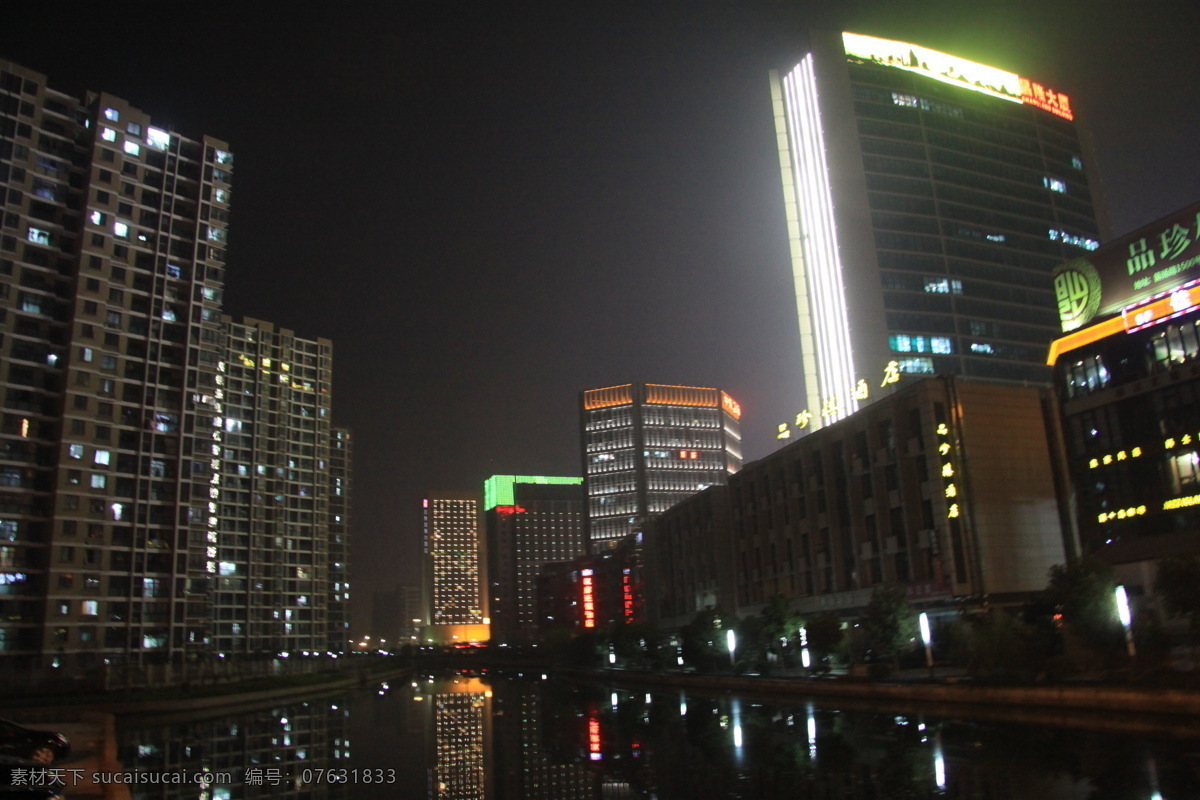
[483, 474, 582, 511]
[843, 33, 1072, 120]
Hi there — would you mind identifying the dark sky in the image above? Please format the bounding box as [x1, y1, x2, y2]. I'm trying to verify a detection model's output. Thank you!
[4, 2, 1199, 627]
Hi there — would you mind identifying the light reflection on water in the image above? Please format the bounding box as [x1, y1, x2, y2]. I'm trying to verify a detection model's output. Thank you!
[115, 671, 1200, 799]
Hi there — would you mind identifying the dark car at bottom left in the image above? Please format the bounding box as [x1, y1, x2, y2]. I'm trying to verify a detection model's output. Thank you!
[0, 722, 69, 766]
[0, 757, 66, 800]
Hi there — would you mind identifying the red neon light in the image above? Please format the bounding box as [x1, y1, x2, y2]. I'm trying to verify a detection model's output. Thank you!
[495, 505, 527, 515]
[1019, 77, 1073, 120]
[582, 575, 595, 628]
[588, 716, 602, 759]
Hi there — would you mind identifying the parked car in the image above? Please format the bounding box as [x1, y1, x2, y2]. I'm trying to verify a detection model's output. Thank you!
[0, 722, 69, 765]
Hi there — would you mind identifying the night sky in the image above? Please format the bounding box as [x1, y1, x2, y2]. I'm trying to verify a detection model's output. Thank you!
[4, 3, 1199, 629]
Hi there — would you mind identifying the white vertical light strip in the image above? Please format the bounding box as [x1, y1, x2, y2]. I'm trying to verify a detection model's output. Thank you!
[779, 55, 857, 425]
[770, 70, 821, 420]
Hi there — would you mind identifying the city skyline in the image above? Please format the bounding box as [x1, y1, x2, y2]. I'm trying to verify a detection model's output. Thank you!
[2, 3, 1197, 612]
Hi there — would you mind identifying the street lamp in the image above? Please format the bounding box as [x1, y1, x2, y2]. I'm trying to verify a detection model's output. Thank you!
[919, 612, 934, 678]
[726, 629, 737, 670]
[1115, 585, 1136, 659]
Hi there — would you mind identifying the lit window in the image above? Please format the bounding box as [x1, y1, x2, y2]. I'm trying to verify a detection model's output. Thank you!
[69, 444, 83, 459]
[214, 188, 229, 203]
[1043, 177, 1066, 193]
[215, 149, 233, 165]
[123, 140, 140, 156]
[101, 128, 117, 142]
[126, 122, 141, 136]
[93, 450, 110, 466]
[26, 228, 50, 246]
[103, 108, 119, 121]
[1071, 156, 1083, 169]
[932, 337, 953, 354]
[147, 127, 170, 149]
[113, 222, 129, 238]
[89, 211, 106, 226]
[81, 600, 98, 616]
[90, 474, 106, 489]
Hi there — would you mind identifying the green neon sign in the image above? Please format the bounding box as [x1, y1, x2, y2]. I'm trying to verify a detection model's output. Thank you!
[483, 475, 582, 511]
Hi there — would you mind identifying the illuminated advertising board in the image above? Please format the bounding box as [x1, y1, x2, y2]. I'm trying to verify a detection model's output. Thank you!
[1052, 201, 1200, 332]
[842, 33, 1072, 120]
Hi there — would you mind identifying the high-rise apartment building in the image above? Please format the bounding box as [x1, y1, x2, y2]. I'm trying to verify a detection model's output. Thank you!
[483, 475, 584, 644]
[214, 318, 335, 656]
[769, 32, 1108, 433]
[0, 60, 233, 668]
[423, 490, 487, 641]
[580, 383, 742, 552]
[328, 426, 352, 652]
[0, 60, 349, 670]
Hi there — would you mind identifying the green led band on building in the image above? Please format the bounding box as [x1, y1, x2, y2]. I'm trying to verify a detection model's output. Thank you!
[483, 475, 582, 511]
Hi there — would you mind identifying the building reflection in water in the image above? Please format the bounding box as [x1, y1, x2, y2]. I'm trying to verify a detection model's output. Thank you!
[112, 673, 1199, 799]
[118, 697, 351, 800]
[414, 675, 491, 800]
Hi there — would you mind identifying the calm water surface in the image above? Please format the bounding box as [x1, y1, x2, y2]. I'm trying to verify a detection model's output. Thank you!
[114, 671, 1200, 799]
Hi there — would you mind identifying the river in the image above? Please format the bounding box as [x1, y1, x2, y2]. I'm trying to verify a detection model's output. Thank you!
[113, 669, 1200, 799]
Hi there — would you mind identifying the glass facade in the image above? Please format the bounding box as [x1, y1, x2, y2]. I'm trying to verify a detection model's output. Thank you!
[771, 33, 1107, 428]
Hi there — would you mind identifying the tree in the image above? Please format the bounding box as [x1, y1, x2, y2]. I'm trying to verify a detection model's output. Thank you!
[680, 607, 733, 673]
[1155, 554, 1200, 654]
[1045, 557, 1122, 651]
[759, 594, 801, 664]
[859, 585, 918, 672]
[802, 610, 844, 673]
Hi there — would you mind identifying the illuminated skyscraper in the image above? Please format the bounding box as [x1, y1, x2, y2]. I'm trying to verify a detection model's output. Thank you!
[483, 475, 584, 644]
[580, 383, 742, 552]
[423, 490, 487, 641]
[770, 32, 1108, 433]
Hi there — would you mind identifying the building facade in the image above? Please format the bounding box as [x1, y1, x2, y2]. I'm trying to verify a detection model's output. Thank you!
[423, 490, 488, 642]
[328, 426, 352, 653]
[1048, 201, 1200, 567]
[769, 32, 1108, 434]
[0, 60, 234, 667]
[483, 475, 584, 644]
[649, 375, 1068, 628]
[213, 318, 335, 656]
[580, 383, 742, 552]
[0, 60, 348, 669]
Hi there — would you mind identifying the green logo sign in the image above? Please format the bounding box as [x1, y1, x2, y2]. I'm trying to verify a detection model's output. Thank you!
[1054, 258, 1101, 332]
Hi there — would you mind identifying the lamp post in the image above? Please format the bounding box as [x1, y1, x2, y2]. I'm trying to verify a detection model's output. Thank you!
[726, 629, 737, 671]
[1115, 585, 1136, 659]
[919, 612, 934, 678]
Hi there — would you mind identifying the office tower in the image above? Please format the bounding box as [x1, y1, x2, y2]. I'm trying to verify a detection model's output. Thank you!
[214, 318, 334, 655]
[328, 426, 352, 653]
[423, 490, 487, 642]
[483, 475, 584, 644]
[580, 383, 742, 552]
[0, 60, 233, 668]
[769, 32, 1107, 432]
